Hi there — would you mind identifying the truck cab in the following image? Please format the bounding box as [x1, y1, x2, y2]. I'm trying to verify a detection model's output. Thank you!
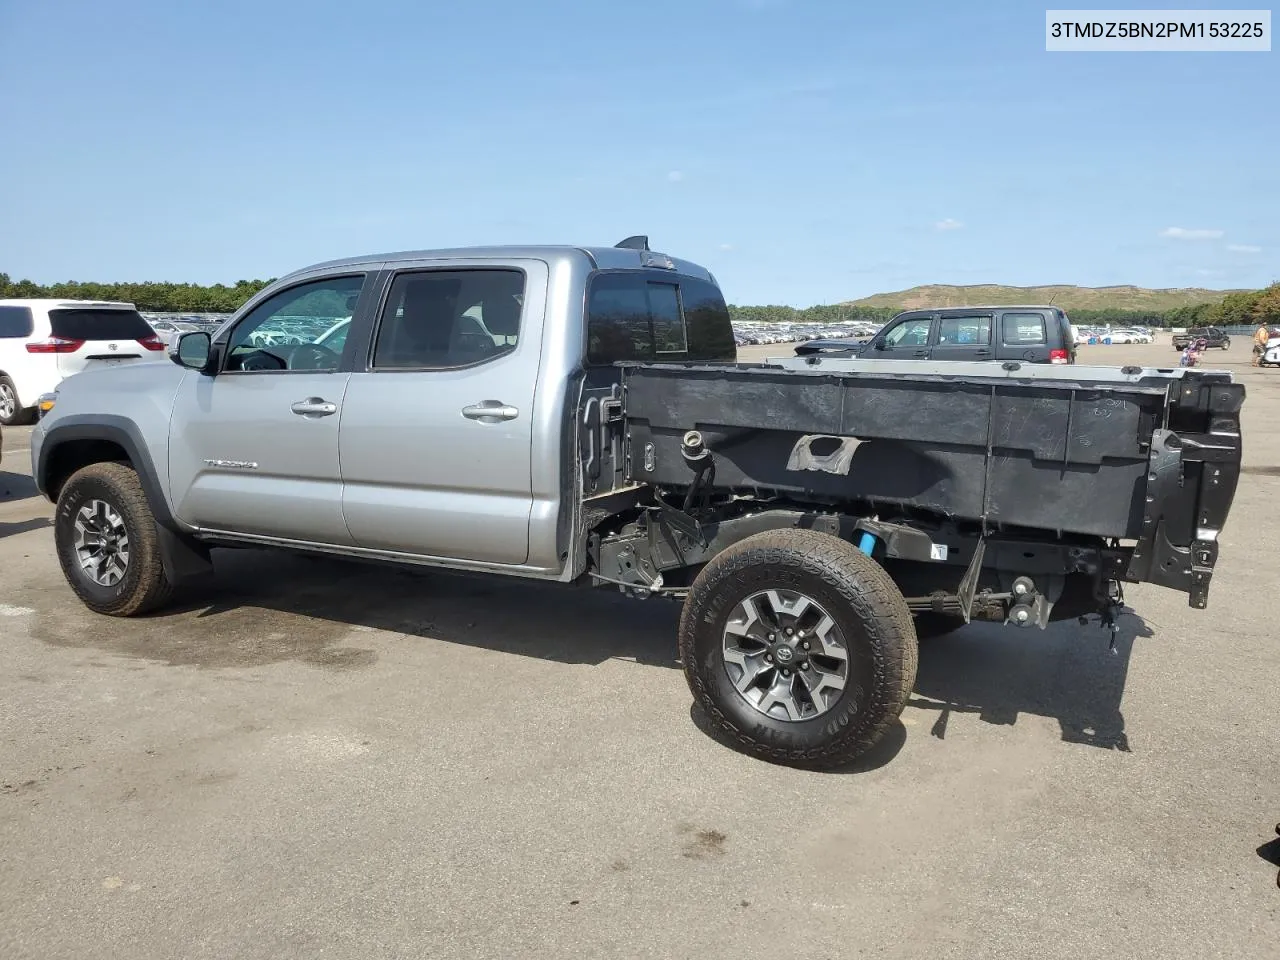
[34, 241, 736, 578]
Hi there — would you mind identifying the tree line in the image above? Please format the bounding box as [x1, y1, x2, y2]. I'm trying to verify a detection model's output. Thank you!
[2, 271, 1276, 327]
[0, 272, 273, 313]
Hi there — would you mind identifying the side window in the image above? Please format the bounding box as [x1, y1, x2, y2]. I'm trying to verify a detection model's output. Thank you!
[587, 274, 656, 363]
[937, 314, 992, 345]
[1002, 312, 1047, 345]
[225, 275, 365, 372]
[884, 317, 933, 346]
[0, 306, 35, 338]
[371, 268, 524, 370]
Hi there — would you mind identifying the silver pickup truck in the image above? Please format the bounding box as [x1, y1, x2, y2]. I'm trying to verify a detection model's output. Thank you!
[30, 238, 1245, 769]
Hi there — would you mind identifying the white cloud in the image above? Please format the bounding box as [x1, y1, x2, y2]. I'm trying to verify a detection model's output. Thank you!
[1159, 227, 1224, 240]
[719, 243, 734, 251]
[667, 170, 684, 182]
[1227, 243, 1262, 253]
[935, 218, 963, 231]
[1195, 268, 1226, 277]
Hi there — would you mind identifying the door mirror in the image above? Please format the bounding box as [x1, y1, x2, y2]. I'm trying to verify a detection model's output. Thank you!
[173, 331, 213, 372]
[872, 338, 888, 351]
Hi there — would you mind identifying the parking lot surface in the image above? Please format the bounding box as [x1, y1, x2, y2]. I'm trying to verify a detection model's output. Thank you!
[2, 342, 1277, 959]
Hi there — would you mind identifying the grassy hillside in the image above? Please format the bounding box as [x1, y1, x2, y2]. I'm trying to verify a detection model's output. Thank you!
[849, 284, 1241, 312]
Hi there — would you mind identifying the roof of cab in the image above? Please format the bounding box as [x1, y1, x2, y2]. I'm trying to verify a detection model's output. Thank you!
[278, 244, 717, 286]
[896, 304, 1066, 315]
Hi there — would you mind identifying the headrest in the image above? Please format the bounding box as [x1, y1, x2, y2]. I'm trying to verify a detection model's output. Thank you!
[484, 295, 522, 336]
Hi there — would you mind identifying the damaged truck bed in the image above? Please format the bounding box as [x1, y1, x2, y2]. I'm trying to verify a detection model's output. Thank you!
[591, 356, 1243, 629]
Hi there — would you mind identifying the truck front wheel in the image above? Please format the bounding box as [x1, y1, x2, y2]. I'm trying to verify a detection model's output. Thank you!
[54, 462, 174, 617]
[679, 529, 917, 769]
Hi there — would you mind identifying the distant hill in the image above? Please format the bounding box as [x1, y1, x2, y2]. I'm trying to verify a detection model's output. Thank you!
[848, 284, 1240, 312]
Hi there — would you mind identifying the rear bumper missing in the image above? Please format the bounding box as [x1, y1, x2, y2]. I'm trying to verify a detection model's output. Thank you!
[1126, 377, 1244, 608]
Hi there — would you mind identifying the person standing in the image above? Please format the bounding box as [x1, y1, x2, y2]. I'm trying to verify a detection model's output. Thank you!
[1254, 322, 1271, 366]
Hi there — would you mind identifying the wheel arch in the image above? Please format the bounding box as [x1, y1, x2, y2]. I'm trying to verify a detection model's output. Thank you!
[39, 416, 212, 582]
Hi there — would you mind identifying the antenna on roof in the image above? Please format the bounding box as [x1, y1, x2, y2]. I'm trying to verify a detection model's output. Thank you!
[615, 235, 650, 251]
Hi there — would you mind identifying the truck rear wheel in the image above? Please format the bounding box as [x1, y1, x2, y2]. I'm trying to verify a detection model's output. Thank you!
[54, 462, 174, 617]
[679, 529, 917, 769]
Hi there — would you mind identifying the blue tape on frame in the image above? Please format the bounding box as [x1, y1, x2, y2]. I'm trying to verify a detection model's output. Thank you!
[857, 532, 877, 555]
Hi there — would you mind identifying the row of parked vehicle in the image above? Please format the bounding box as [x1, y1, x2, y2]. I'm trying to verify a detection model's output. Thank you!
[735, 323, 879, 346]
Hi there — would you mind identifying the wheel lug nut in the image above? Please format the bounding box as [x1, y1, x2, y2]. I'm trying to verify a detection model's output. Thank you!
[801, 641, 810, 650]
[765, 654, 773, 663]
[768, 633, 776, 641]
[800, 663, 809, 670]
[785, 627, 793, 636]
[781, 669, 791, 677]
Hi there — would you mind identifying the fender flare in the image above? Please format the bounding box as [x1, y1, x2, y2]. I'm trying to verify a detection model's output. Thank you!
[38, 415, 213, 582]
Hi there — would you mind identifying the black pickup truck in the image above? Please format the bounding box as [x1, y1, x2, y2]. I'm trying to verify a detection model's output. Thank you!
[1172, 326, 1231, 351]
[33, 238, 1245, 770]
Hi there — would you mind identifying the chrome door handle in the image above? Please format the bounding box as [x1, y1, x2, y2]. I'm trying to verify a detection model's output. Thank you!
[461, 400, 519, 423]
[291, 397, 338, 418]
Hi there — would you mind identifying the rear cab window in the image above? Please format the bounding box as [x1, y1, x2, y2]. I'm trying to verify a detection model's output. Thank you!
[586, 272, 735, 365]
[49, 307, 154, 342]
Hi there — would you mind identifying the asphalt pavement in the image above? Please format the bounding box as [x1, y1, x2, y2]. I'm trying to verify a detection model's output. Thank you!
[2, 341, 1277, 959]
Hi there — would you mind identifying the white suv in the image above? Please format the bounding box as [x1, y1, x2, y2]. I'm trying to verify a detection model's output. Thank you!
[0, 299, 167, 425]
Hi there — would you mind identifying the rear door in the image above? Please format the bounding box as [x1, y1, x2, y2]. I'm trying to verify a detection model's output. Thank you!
[868, 313, 935, 359]
[997, 309, 1053, 363]
[45, 306, 166, 375]
[931, 312, 994, 362]
[338, 260, 546, 565]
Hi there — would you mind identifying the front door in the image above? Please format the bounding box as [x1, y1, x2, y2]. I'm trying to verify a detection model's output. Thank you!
[932, 312, 994, 362]
[869, 314, 935, 359]
[168, 273, 371, 544]
[338, 262, 545, 565]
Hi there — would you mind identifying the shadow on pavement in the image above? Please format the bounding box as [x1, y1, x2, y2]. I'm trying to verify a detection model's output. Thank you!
[0, 517, 50, 539]
[909, 610, 1153, 753]
[1257, 826, 1280, 889]
[0, 470, 38, 504]
[30, 548, 1147, 759]
[29, 548, 681, 671]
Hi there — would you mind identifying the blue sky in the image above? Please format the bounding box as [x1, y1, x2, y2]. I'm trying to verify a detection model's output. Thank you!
[1, 0, 1275, 305]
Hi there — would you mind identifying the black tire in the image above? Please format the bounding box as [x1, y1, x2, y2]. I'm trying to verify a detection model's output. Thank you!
[679, 529, 917, 769]
[54, 462, 173, 617]
[1221, 338, 1230, 350]
[913, 612, 965, 641]
[0, 375, 35, 426]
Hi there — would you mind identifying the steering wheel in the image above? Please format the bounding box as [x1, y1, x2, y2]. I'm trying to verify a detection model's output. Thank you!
[288, 344, 340, 371]
[238, 349, 287, 372]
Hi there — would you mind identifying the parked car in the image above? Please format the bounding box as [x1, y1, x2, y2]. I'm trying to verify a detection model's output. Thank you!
[1172, 326, 1231, 351]
[1102, 328, 1152, 345]
[795, 305, 1077, 364]
[30, 239, 1243, 770]
[147, 318, 206, 345]
[0, 299, 167, 425]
